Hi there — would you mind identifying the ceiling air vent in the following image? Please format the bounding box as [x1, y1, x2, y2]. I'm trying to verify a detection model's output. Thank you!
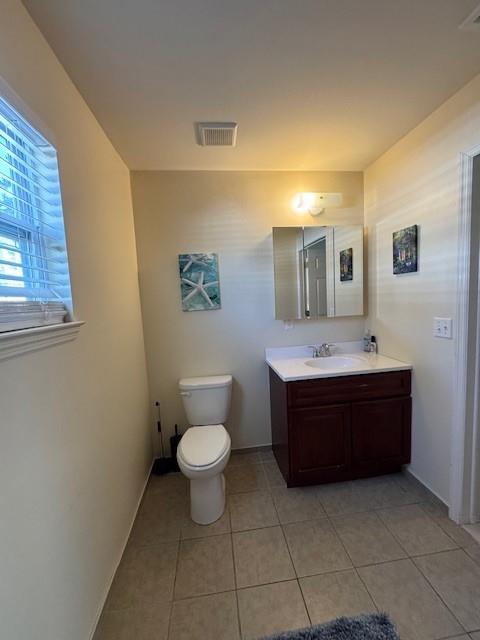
[459, 4, 480, 31]
[197, 122, 238, 147]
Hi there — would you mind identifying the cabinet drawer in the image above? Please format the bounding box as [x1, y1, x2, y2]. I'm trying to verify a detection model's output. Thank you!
[287, 370, 411, 409]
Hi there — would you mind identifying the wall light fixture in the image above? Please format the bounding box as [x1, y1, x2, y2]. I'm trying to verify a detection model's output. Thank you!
[291, 192, 343, 216]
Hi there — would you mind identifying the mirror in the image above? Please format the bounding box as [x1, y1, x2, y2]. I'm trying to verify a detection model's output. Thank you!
[272, 225, 364, 319]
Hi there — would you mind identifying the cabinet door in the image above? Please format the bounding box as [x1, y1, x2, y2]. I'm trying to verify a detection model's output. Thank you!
[290, 404, 351, 485]
[351, 397, 411, 473]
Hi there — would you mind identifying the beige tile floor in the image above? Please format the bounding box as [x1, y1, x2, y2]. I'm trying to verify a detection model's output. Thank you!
[94, 450, 480, 640]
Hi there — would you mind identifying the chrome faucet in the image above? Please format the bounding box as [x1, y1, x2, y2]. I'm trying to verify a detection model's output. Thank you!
[309, 343, 334, 358]
[318, 343, 334, 357]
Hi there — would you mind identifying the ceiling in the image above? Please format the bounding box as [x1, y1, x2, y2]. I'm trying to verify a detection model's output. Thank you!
[22, 0, 480, 171]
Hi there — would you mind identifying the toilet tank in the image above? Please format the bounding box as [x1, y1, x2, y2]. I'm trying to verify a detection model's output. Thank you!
[179, 375, 232, 426]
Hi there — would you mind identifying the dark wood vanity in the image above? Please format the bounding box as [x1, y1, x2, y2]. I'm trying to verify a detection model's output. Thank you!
[269, 368, 412, 487]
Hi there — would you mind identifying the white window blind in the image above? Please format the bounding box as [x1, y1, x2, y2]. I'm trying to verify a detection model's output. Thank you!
[0, 96, 72, 332]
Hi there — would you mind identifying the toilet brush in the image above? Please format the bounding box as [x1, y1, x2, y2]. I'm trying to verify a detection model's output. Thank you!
[152, 401, 173, 475]
[170, 424, 182, 472]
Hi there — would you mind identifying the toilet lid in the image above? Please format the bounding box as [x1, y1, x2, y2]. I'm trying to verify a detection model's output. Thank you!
[178, 425, 229, 467]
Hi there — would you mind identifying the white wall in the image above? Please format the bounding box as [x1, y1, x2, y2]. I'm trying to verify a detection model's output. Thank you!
[131, 170, 364, 451]
[0, 2, 151, 639]
[365, 73, 480, 504]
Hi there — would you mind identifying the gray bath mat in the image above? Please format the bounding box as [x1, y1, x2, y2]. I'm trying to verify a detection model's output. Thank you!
[260, 613, 399, 640]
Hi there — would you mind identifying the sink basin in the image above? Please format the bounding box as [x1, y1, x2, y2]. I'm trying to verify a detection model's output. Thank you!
[305, 355, 364, 370]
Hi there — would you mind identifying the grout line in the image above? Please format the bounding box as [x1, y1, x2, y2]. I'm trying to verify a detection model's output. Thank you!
[465, 547, 480, 567]
[170, 578, 322, 605]
[351, 566, 380, 615]
[166, 538, 181, 639]
[411, 556, 468, 635]
[227, 498, 244, 640]
[228, 524, 238, 593]
[226, 461, 270, 496]
[323, 510, 379, 614]
[427, 518, 475, 550]
[376, 503, 461, 557]
[116, 467, 480, 637]
[234, 578, 306, 594]
[234, 587, 243, 640]
[260, 461, 271, 491]
[170, 587, 239, 604]
[270, 488, 312, 626]
[407, 547, 467, 560]
[226, 521, 243, 639]
[374, 509, 416, 558]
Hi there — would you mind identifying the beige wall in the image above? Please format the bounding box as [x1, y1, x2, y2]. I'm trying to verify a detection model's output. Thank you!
[333, 226, 364, 317]
[131, 170, 364, 451]
[0, 2, 151, 639]
[272, 227, 303, 319]
[365, 73, 480, 504]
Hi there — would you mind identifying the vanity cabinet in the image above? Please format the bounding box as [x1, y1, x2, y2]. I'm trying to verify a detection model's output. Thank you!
[269, 368, 411, 487]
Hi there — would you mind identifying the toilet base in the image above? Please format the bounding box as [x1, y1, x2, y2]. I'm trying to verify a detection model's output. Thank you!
[190, 472, 226, 525]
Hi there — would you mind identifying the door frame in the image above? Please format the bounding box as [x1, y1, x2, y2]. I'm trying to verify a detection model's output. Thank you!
[450, 143, 480, 524]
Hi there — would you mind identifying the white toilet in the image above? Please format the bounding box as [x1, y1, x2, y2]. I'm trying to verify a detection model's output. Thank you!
[177, 374, 232, 525]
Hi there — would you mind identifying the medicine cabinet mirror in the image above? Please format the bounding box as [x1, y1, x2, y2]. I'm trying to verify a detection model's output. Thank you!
[272, 225, 364, 319]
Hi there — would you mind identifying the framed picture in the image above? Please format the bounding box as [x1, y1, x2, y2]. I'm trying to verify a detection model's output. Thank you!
[178, 253, 221, 311]
[393, 225, 418, 274]
[340, 248, 353, 282]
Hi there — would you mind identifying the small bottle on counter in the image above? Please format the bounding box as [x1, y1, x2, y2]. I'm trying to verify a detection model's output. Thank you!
[367, 335, 377, 354]
[363, 330, 372, 352]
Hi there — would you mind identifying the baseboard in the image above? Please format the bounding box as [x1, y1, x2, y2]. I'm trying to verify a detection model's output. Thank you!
[231, 452, 450, 509]
[404, 467, 448, 507]
[87, 458, 154, 640]
[463, 523, 480, 543]
[232, 444, 272, 454]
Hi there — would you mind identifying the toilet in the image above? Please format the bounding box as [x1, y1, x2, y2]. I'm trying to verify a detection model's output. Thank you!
[177, 374, 232, 525]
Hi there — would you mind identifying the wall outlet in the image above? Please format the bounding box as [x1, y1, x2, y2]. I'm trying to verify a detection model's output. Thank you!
[433, 317, 452, 339]
[283, 320, 294, 331]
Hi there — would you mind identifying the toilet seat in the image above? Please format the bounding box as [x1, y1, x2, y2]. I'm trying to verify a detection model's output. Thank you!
[178, 424, 229, 468]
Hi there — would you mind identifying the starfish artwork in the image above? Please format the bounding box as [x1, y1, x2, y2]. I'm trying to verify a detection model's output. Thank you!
[180, 254, 210, 273]
[178, 253, 221, 311]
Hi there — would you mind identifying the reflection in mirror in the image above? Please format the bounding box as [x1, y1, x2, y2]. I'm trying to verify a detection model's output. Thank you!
[303, 227, 333, 318]
[272, 227, 304, 320]
[333, 226, 364, 317]
[272, 226, 364, 320]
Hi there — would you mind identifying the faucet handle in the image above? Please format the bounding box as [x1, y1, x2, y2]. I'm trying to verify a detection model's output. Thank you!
[318, 343, 334, 357]
[308, 345, 319, 358]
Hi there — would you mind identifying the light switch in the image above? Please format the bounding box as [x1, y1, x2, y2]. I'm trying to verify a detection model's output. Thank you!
[433, 317, 452, 339]
[284, 320, 294, 331]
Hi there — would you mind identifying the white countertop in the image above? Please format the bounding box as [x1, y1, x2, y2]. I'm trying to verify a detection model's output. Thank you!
[265, 342, 412, 382]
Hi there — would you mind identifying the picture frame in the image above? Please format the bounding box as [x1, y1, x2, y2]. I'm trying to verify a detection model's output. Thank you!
[393, 225, 418, 274]
[178, 253, 221, 311]
[340, 248, 353, 282]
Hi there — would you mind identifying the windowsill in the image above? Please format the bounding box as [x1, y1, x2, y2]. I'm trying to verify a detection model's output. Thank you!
[0, 321, 85, 362]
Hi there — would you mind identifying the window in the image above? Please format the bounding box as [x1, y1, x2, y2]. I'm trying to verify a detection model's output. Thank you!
[0, 96, 72, 332]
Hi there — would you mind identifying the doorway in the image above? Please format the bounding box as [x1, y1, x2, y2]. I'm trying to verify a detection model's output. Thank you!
[451, 148, 480, 525]
[303, 239, 328, 317]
